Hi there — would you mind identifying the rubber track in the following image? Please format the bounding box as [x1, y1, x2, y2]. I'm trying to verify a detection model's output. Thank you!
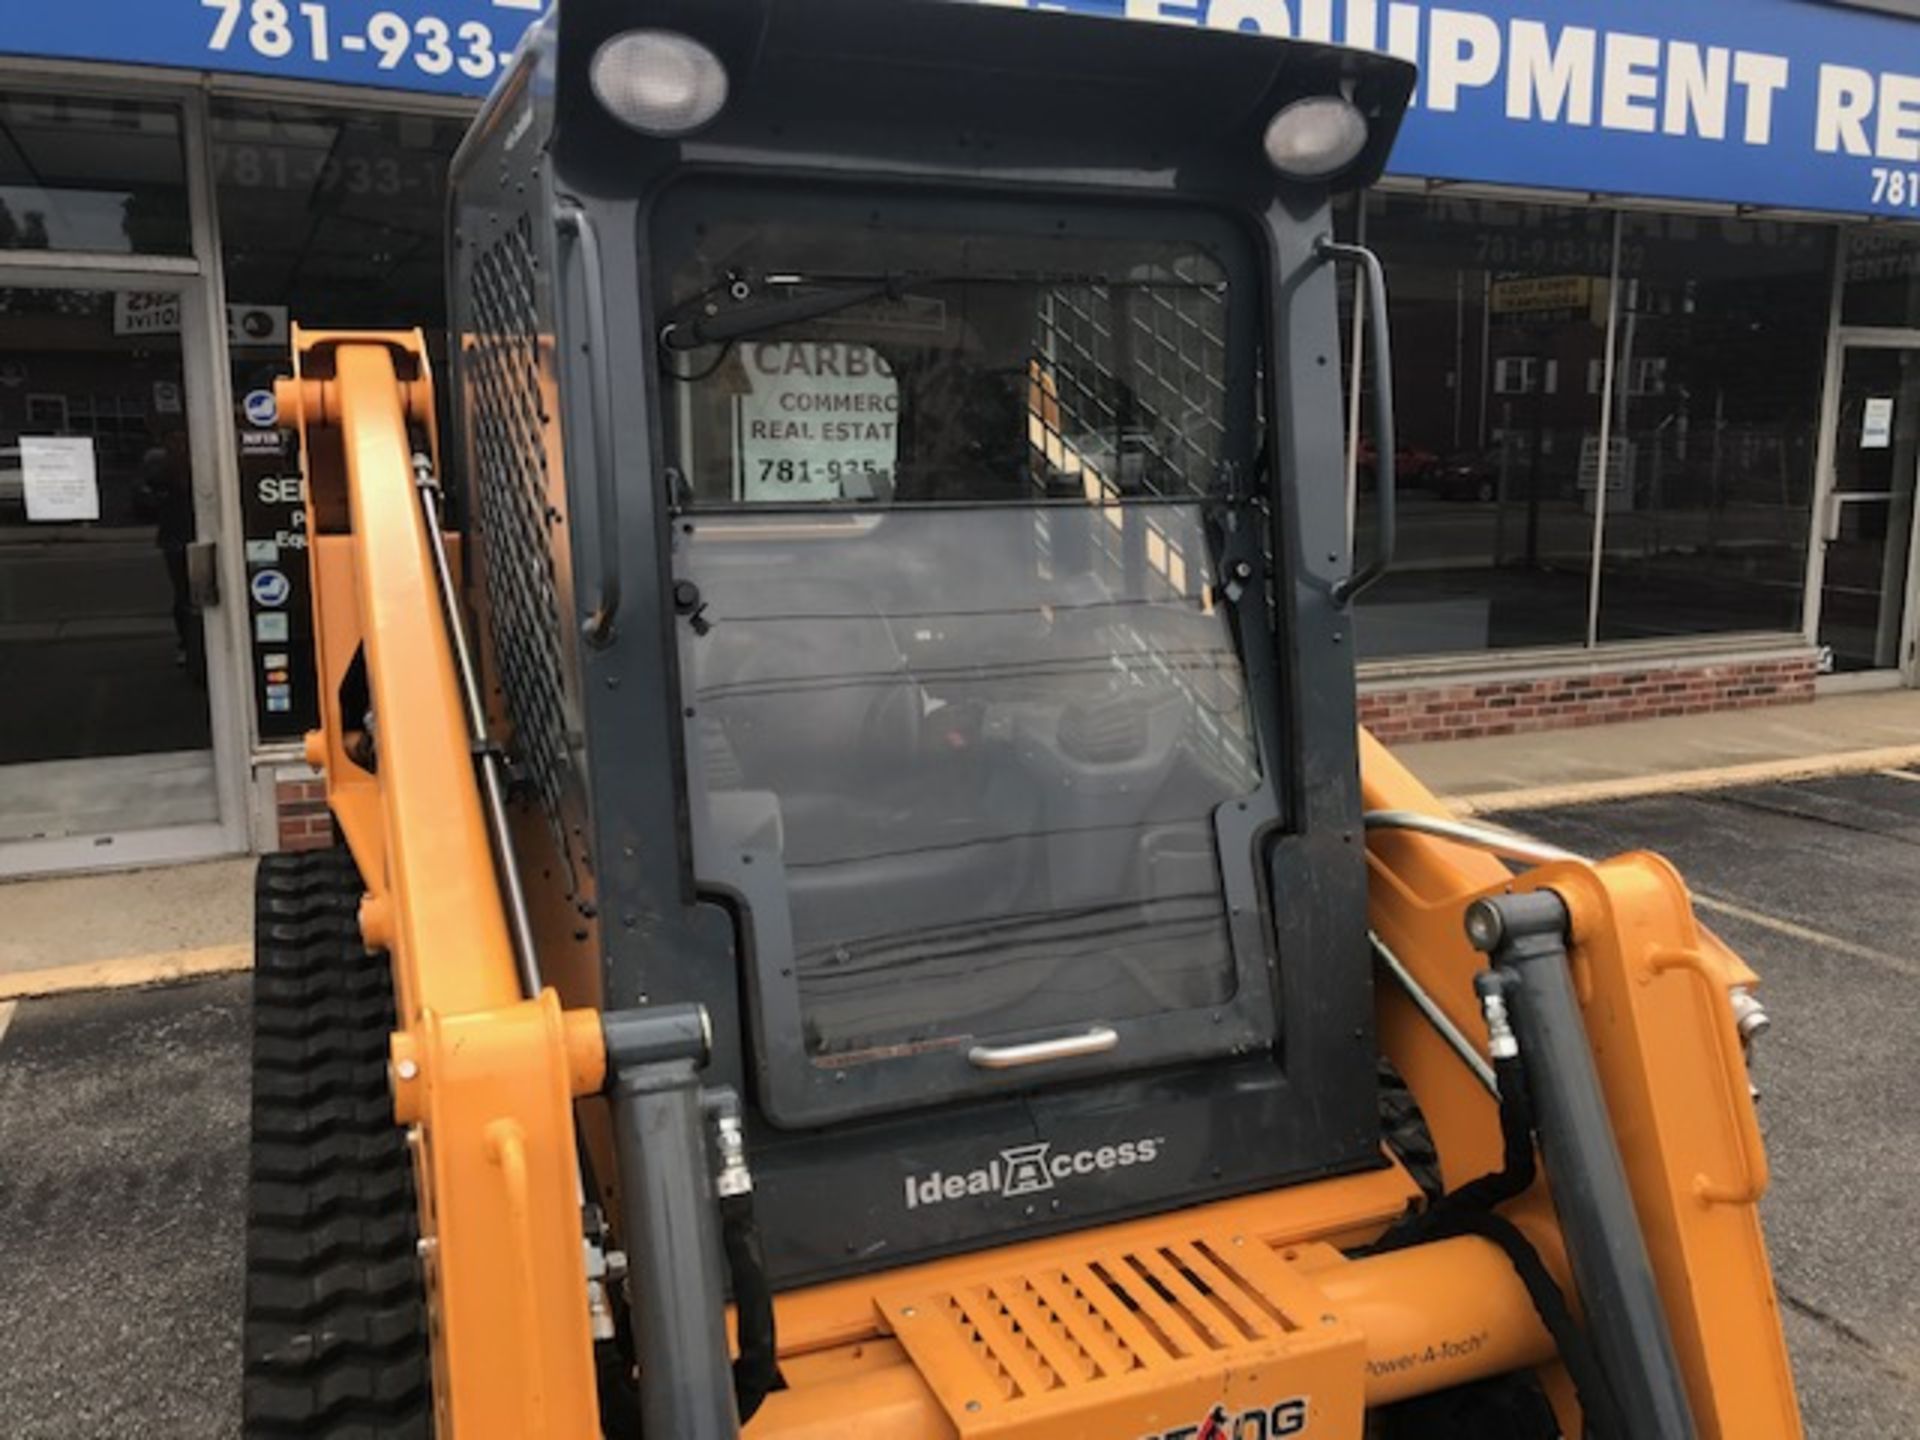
[244, 849, 432, 1439]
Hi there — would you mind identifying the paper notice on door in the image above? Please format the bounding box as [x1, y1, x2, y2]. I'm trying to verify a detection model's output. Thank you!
[19, 436, 99, 522]
[1862, 397, 1894, 450]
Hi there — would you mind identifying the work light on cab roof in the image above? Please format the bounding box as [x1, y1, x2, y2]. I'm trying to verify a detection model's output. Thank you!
[1264, 92, 1371, 180]
[590, 29, 729, 136]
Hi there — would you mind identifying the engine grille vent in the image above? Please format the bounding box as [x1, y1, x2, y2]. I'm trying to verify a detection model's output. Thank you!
[876, 1225, 1353, 1439]
[467, 214, 572, 835]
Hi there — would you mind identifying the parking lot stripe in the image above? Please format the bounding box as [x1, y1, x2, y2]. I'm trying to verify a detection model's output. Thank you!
[1878, 768, 1920, 785]
[0, 1000, 17, 1052]
[1693, 893, 1920, 981]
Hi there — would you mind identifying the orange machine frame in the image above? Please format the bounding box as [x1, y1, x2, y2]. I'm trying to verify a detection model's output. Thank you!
[283, 327, 1800, 1439]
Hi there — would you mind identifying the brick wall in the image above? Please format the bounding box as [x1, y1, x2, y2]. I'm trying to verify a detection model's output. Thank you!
[1359, 652, 1818, 745]
[274, 772, 333, 852]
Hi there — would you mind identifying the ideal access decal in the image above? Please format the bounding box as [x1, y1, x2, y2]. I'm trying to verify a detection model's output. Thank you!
[903, 1136, 1164, 1210]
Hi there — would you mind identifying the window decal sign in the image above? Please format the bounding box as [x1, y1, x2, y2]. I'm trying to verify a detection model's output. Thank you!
[1862, 396, 1894, 449]
[19, 436, 100, 523]
[733, 342, 900, 503]
[4, 1, 1920, 215]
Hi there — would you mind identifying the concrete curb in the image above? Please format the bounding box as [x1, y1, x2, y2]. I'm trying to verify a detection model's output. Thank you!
[0, 943, 253, 1002]
[1448, 744, 1920, 816]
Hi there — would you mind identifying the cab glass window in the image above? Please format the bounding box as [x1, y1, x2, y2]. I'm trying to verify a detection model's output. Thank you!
[657, 186, 1271, 1072]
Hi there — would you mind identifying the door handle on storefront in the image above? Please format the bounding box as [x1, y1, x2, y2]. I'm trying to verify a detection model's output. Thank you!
[1824, 490, 1887, 543]
[186, 540, 220, 607]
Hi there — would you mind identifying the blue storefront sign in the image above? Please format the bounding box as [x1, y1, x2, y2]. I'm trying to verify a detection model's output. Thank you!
[6, 0, 1920, 220]
[1084, 0, 1920, 220]
[5, 0, 545, 95]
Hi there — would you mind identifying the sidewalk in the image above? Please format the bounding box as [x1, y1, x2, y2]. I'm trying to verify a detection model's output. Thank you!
[2, 690, 1917, 998]
[1398, 687, 1920, 814]
[0, 857, 253, 1000]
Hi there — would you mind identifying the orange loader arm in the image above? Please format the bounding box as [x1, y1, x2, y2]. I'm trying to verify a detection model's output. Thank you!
[279, 328, 606, 1439]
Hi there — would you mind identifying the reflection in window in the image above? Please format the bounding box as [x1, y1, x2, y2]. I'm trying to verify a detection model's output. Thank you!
[655, 190, 1242, 510]
[211, 101, 466, 736]
[1842, 231, 1920, 330]
[1597, 217, 1832, 642]
[679, 507, 1256, 1061]
[0, 287, 211, 774]
[0, 95, 189, 255]
[212, 100, 464, 429]
[212, 102, 462, 333]
[660, 190, 1265, 1061]
[1352, 195, 1612, 659]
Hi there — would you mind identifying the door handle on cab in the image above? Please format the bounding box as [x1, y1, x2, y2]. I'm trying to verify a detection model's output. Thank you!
[967, 1026, 1119, 1070]
[1318, 236, 1397, 606]
[557, 201, 621, 647]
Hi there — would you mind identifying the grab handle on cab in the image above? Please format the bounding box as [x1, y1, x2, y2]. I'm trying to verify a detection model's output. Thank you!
[1318, 237, 1397, 606]
[557, 202, 622, 647]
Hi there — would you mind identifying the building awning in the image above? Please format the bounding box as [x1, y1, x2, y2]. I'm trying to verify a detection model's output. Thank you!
[5, 0, 1920, 220]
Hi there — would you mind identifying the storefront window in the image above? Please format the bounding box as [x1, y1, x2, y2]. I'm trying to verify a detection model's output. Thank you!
[0, 94, 190, 255]
[1843, 231, 1920, 330]
[212, 101, 460, 332]
[211, 100, 465, 739]
[1353, 194, 1613, 659]
[1597, 217, 1832, 642]
[0, 284, 219, 841]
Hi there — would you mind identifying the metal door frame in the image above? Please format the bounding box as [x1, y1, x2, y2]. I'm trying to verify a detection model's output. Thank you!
[0, 84, 251, 875]
[1807, 327, 1920, 686]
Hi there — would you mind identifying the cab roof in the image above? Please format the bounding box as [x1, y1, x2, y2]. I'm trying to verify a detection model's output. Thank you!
[551, 0, 1416, 195]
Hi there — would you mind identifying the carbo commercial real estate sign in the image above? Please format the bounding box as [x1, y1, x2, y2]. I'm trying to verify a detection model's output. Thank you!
[7, 2, 1920, 220]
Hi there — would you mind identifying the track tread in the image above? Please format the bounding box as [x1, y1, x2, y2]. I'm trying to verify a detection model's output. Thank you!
[244, 850, 432, 1440]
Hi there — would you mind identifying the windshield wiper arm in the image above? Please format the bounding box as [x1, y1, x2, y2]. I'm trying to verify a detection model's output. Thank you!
[660, 278, 900, 352]
[660, 269, 1226, 355]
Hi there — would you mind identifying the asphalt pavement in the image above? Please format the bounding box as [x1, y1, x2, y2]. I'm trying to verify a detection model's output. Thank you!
[0, 973, 249, 1439]
[1, 772, 1916, 1436]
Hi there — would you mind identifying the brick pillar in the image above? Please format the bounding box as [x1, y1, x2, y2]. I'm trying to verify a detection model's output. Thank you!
[274, 771, 334, 852]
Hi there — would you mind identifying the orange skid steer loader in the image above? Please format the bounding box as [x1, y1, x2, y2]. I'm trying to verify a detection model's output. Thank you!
[242, 0, 1804, 1436]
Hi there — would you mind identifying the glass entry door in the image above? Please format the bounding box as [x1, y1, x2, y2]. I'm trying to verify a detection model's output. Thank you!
[1818, 344, 1920, 675]
[0, 278, 235, 865]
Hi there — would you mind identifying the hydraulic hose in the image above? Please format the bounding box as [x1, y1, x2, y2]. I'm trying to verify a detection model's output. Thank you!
[1373, 1025, 1625, 1439]
[721, 1193, 782, 1424]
